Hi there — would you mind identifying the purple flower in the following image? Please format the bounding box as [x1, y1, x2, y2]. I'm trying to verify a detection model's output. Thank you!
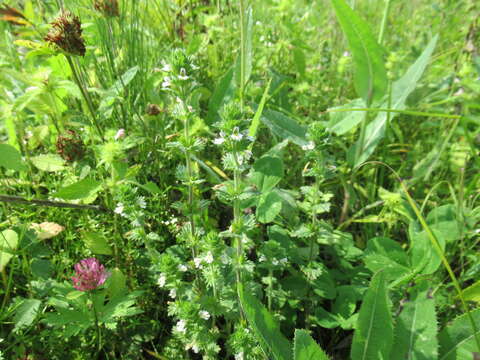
[71, 258, 109, 291]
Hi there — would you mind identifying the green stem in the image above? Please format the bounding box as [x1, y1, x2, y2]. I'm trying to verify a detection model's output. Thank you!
[66, 56, 104, 141]
[89, 292, 102, 355]
[239, 0, 246, 111]
[378, 0, 392, 45]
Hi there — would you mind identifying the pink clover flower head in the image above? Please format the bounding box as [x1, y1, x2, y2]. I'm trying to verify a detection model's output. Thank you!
[71, 257, 109, 291]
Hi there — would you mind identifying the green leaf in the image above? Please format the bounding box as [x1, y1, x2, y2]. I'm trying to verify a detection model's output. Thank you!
[390, 281, 438, 360]
[107, 268, 127, 299]
[364, 237, 410, 282]
[257, 191, 283, 224]
[330, 0, 387, 103]
[249, 79, 272, 139]
[252, 156, 284, 193]
[54, 178, 102, 200]
[13, 298, 42, 332]
[0, 144, 27, 171]
[30, 154, 65, 172]
[351, 35, 438, 167]
[439, 308, 480, 360]
[99, 66, 139, 118]
[351, 271, 393, 360]
[239, 284, 293, 360]
[83, 232, 113, 255]
[0, 229, 19, 271]
[460, 281, 480, 303]
[328, 98, 366, 135]
[207, 66, 236, 123]
[261, 108, 308, 147]
[294, 329, 330, 360]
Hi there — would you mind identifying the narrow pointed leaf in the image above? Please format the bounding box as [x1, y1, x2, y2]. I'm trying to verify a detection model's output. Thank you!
[330, 0, 387, 103]
[351, 271, 393, 360]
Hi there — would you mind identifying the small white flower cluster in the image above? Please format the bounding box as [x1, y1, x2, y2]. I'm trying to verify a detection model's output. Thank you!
[213, 127, 255, 145]
[157, 273, 167, 287]
[193, 251, 214, 269]
[114, 128, 126, 140]
[235, 351, 244, 360]
[162, 217, 179, 226]
[137, 196, 147, 209]
[258, 255, 288, 266]
[159, 60, 199, 90]
[175, 319, 187, 334]
[198, 310, 210, 320]
[301, 141, 315, 151]
[114, 202, 125, 216]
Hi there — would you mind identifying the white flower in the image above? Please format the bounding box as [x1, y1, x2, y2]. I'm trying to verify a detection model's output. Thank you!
[231, 131, 243, 141]
[259, 254, 267, 262]
[213, 137, 225, 145]
[161, 63, 171, 72]
[204, 251, 214, 264]
[280, 257, 288, 265]
[191, 63, 199, 70]
[192, 344, 200, 353]
[131, 218, 142, 227]
[137, 197, 147, 209]
[178, 264, 188, 272]
[194, 257, 203, 268]
[162, 77, 171, 89]
[272, 258, 279, 266]
[114, 128, 126, 140]
[169, 288, 177, 298]
[157, 273, 166, 287]
[235, 352, 244, 360]
[178, 68, 189, 80]
[301, 141, 315, 151]
[114, 203, 125, 215]
[199, 310, 210, 320]
[175, 319, 187, 333]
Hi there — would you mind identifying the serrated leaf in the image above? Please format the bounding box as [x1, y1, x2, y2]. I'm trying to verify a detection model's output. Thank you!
[54, 178, 102, 200]
[0, 229, 19, 271]
[239, 284, 293, 360]
[83, 232, 113, 255]
[330, 0, 387, 103]
[13, 298, 41, 332]
[439, 308, 480, 360]
[0, 144, 27, 171]
[260, 108, 308, 147]
[294, 329, 330, 360]
[390, 281, 438, 360]
[351, 271, 393, 360]
[256, 191, 283, 224]
[30, 154, 65, 172]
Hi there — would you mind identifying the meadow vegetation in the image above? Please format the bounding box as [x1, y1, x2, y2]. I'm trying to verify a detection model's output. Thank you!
[0, 0, 479, 359]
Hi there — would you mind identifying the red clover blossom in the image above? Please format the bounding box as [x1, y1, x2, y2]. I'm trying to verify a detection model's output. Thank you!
[71, 257, 109, 291]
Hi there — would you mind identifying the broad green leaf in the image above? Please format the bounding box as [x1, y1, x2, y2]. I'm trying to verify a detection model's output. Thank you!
[293, 47, 306, 77]
[328, 98, 366, 135]
[83, 232, 113, 255]
[364, 237, 410, 282]
[239, 284, 293, 360]
[13, 298, 41, 332]
[257, 191, 283, 224]
[390, 281, 438, 360]
[99, 66, 139, 118]
[426, 204, 460, 243]
[107, 268, 127, 299]
[0, 144, 27, 171]
[252, 156, 284, 193]
[460, 281, 480, 303]
[351, 271, 393, 360]
[30, 154, 65, 172]
[351, 35, 438, 167]
[261, 109, 308, 147]
[207, 66, 236, 123]
[330, 0, 387, 103]
[409, 221, 446, 275]
[439, 308, 480, 360]
[31, 259, 52, 279]
[0, 229, 19, 271]
[235, 6, 253, 86]
[54, 178, 102, 200]
[294, 329, 330, 360]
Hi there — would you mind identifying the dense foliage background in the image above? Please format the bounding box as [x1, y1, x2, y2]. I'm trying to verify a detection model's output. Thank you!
[0, 0, 479, 359]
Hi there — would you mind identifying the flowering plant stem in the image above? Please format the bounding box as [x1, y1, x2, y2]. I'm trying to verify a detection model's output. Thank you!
[66, 55, 105, 141]
[89, 292, 102, 355]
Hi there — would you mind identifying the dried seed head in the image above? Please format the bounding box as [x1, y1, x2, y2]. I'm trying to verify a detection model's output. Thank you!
[146, 104, 162, 116]
[93, 0, 120, 17]
[44, 10, 86, 57]
[56, 129, 86, 162]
